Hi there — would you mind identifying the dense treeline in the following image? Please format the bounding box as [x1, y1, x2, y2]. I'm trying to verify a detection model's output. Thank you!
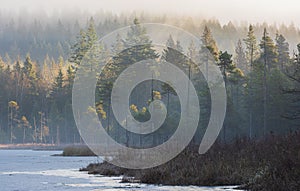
[1, 11, 300, 62]
[0, 53, 78, 143]
[0, 15, 299, 144]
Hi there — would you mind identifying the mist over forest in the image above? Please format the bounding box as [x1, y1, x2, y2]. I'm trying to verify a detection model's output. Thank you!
[1, 10, 300, 62]
[0, 10, 299, 145]
[1, 2, 300, 189]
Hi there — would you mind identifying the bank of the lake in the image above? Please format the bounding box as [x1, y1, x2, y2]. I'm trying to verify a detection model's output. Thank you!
[0, 143, 65, 150]
[81, 133, 300, 191]
[0, 149, 243, 191]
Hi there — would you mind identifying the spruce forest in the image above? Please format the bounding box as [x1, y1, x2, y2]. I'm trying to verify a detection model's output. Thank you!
[0, 11, 299, 146]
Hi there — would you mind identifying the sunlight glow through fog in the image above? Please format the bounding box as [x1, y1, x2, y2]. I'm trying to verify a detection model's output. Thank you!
[1, 0, 300, 25]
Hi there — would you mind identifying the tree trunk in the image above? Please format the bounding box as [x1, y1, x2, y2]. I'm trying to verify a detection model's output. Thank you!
[56, 125, 60, 145]
[263, 30, 267, 138]
[23, 128, 26, 143]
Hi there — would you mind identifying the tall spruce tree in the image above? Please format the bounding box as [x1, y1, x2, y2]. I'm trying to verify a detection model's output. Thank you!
[199, 26, 219, 83]
[166, 35, 176, 49]
[243, 25, 260, 139]
[218, 51, 236, 142]
[259, 28, 278, 137]
[69, 29, 87, 67]
[200, 25, 219, 61]
[259, 28, 278, 71]
[243, 25, 260, 65]
[275, 33, 290, 70]
[96, 18, 158, 147]
[283, 43, 300, 121]
[23, 54, 37, 81]
[234, 39, 248, 73]
[69, 17, 99, 68]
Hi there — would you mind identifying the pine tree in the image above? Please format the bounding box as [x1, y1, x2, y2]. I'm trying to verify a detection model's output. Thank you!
[48, 101, 60, 143]
[187, 40, 198, 61]
[68, 29, 88, 66]
[275, 33, 290, 70]
[283, 43, 300, 120]
[166, 35, 175, 49]
[86, 18, 103, 72]
[86, 17, 98, 50]
[283, 44, 300, 111]
[96, 18, 158, 145]
[124, 18, 152, 47]
[175, 40, 183, 53]
[56, 42, 64, 58]
[259, 28, 279, 137]
[243, 25, 260, 65]
[13, 59, 25, 103]
[66, 65, 75, 89]
[50, 61, 65, 109]
[162, 38, 186, 68]
[296, 44, 300, 65]
[0, 57, 6, 106]
[218, 51, 235, 142]
[8, 101, 19, 143]
[234, 39, 248, 73]
[55, 69, 64, 90]
[198, 26, 219, 83]
[23, 54, 37, 81]
[162, 35, 176, 60]
[22, 54, 39, 107]
[259, 28, 278, 71]
[20, 116, 31, 143]
[0, 56, 5, 73]
[111, 33, 124, 54]
[69, 17, 99, 69]
[118, 18, 158, 66]
[243, 25, 260, 139]
[51, 66, 64, 99]
[295, 44, 300, 65]
[41, 56, 53, 91]
[201, 25, 219, 61]
[218, 51, 235, 86]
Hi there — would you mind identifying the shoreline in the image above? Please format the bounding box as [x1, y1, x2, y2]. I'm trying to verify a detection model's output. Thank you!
[0, 143, 84, 151]
[80, 133, 300, 190]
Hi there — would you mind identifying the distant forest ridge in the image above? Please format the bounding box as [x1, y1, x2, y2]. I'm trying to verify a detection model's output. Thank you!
[0, 11, 300, 63]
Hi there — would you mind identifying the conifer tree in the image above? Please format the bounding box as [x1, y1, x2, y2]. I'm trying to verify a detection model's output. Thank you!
[259, 28, 278, 137]
[200, 25, 219, 61]
[259, 28, 278, 71]
[187, 40, 198, 62]
[166, 35, 176, 49]
[275, 33, 290, 70]
[23, 54, 37, 81]
[243, 25, 260, 65]
[218, 51, 236, 86]
[243, 25, 260, 139]
[69, 17, 99, 68]
[111, 33, 124, 54]
[234, 39, 248, 73]
[69, 29, 88, 67]
[218, 51, 234, 142]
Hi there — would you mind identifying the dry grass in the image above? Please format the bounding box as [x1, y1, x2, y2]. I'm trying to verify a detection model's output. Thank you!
[80, 132, 300, 190]
[62, 145, 96, 156]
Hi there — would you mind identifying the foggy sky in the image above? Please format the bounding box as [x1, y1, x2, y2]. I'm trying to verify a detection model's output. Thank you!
[1, 0, 300, 26]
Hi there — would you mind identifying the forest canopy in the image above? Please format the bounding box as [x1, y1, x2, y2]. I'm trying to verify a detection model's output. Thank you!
[0, 11, 299, 144]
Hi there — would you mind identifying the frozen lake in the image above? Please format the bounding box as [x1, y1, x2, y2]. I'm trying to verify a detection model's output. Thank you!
[0, 149, 243, 191]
